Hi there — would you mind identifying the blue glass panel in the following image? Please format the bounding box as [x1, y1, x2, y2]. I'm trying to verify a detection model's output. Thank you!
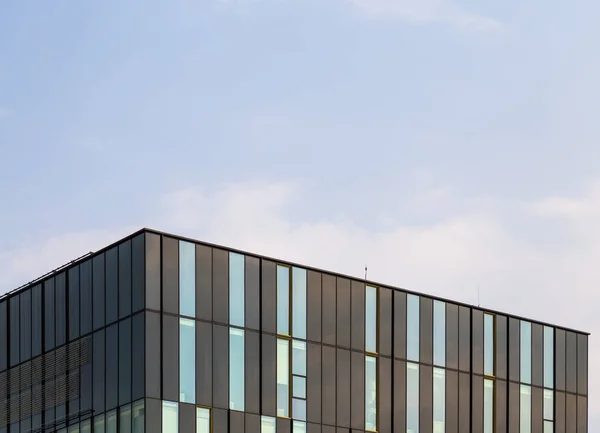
[277, 266, 290, 335]
[277, 339, 290, 417]
[292, 421, 306, 433]
[366, 286, 378, 353]
[293, 377, 306, 399]
[543, 327, 554, 388]
[544, 390, 553, 421]
[179, 242, 196, 318]
[484, 379, 494, 433]
[365, 356, 377, 431]
[407, 362, 419, 433]
[180, 318, 196, 403]
[484, 314, 494, 376]
[407, 295, 420, 362]
[292, 340, 306, 376]
[433, 301, 445, 367]
[434, 368, 445, 433]
[521, 322, 532, 384]
[293, 398, 307, 421]
[292, 268, 307, 339]
[230, 328, 245, 411]
[229, 253, 245, 327]
[520, 385, 531, 433]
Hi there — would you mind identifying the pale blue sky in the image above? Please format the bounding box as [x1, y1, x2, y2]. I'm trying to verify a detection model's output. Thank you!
[1, 0, 598, 428]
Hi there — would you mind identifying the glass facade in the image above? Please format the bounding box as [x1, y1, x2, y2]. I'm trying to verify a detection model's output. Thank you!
[0, 229, 587, 433]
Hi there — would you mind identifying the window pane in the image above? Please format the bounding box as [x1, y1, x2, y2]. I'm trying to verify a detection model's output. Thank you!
[262, 416, 277, 433]
[162, 401, 178, 433]
[433, 301, 445, 367]
[544, 390, 553, 421]
[107, 410, 117, 433]
[180, 318, 196, 403]
[521, 322, 532, 384]
[543, 327, 554, 388]
[230, 253, 245, 327]
[81, 420, 91, 433]
[293, 340, 307, 376]
[230, 328, 245, 411]
[132, 400, 144, 433]
[484, 314, 494, 376]
[94, 415, 105, 433]
[484, 379, 494, 433]
[277, 339, 290, 417]
[179, 241, 196, 318]
[366, 285, 378, 353]
[197, 407, 210, 433]
[277, 266, 290, 335]
[407, 295, 420, 362]
[365, 356, 377, 431]
[520, 385, 531, 433]
[292, 421, 306, 433]
[433, 368, 445, 433]
[544, 421, 554, 433]
[293, 398, 307, 421]
[407, 362, 419, 433]
[120, 404, 132, 433]
[292, 268, 307, 339]
[293, 376, 306, 399]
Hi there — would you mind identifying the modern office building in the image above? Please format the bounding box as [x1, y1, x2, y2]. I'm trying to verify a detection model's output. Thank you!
[0, 228, 588, 433]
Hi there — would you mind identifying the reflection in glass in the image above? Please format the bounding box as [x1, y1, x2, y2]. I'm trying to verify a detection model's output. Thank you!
[230, 328, 245, 411]
[277, 338, 290, 417]
[407, 295, 420, 362]
[132, 399, 144, 433]
[261, 416, 276, 433]
[162, 401, 178, 433]
[293, 376, 306, 399]
[293, 340, 307, 376]
[544, 327, 554, 388]
[484, 314, 494, 376]
[407, 362, 419, 433]
[120, 404, 132, 433]
[94, 415, 105, 433]
[366, 356, 377, 431]
[521, 322, 532, 384]
[230, 253, 245, 327]
[107, 410, 117, 433]
[433, 368, 445, 433]
[197, 407, 210, 433]
[544, 390, 553, 421]
[433, 301, 446, 367]
[292, 268, 307, 339]
[293, 398, 307, 420]
[277, 266, 290, 335]
[180, 318, 196, 403]
[544, 421, 553, 433]
[293, 421, 307, 433]
[69, 425, 80, 433]
[366, 285, 378, 353]
[81, 420, 91, 433]
[484, 379, 494, 433]
[520, 385, 531, 433]
[179, 241, 196, 317]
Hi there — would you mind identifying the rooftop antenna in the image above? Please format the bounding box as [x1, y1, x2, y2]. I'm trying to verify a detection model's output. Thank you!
[365, 266, 368, 281]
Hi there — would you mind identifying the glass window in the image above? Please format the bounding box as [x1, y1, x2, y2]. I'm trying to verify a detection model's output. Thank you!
[132, 400, 144, 433]
[81, 420, 91, 433]
[433, 301, 445, 367]
[230, 253, 245, 327]
[107, 409, 118, 433]
[197, 407, 211, 433]
[180, 241, 196, 318]
[407, 362, 419, 433]
[277, 266, 290, 335]
[543, 327, 554, 388]
[120, 404, 132, 433]
[230, 328, 245, 411]
[407, 295, 420, 362]
[543, 390, 553, 421]
[366, 356, 377, 431]
[366, 285, 378, 353]
[94, 415, 105, 433]
[292, 340, 307, 376]
[293, 398, 307, 420]
[544, 421, 553, 433]
[292, 421, 306, 433]
[484, 314, 494, 376]
[484, 379, 494, 433]
[292, 268, 307, 339]
[292, 377, 306, 399]
[521, 321, 532, 384]
[520, 385, 531, 433]
[162, 401, 178, 433]
[262, 416, 276, 433]
[180, 318, 196, 403]
[433, 368, 445, 433]
[69, 425, 80, 433]
[277, 339, 290, 417]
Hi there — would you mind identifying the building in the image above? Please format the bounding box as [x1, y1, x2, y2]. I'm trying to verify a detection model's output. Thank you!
[0, 228, 588, 433]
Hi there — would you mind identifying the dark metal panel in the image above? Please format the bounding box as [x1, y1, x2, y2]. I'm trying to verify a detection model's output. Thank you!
[446, 370, 458, 433]
[179, 403, 195, 433]
[446, 303, 459, 370]
[379, 288, 392, 357]
[577, 334, 588, 395]
[119, 318, 132, 405]
[55, 272, 67, 346]
[566, 394, 576, 433]
[555, 391, 565, 433]
[213, 408, 228, 432]
[245, 330, 260, 414]
[393, 360, 406, 433]
[307, 342, 322, 424]
[212, 249, 229, 324]
[262, 260, 277, 335]
[322, 345, 336, 426]
[532, 324, 543, 387]
[308, 423, 322, 433]
[0, 301, 6, 371]
[145, 233, 161, 311]
[378, 356, 392, 433]
[93, 329, 106, 414]
[472, 375, 483, 433]
[162, 314, 179, 402]
[119, 240, 132, 319]
[472, 309, 484, 376]
[495, 380, 507, 433]
[350, 351, 365, 430]
[336, 349, 351, 428]
[20, 288, 31, 361]
[394, 291, 407, 360]
[459, 372, 471, 433]
[131, 233, 145, 314]
[351, 280, 365, 352]
[322, 274, 337, 346]
[93, 254, 106, 331]
[230, 410, 245, 433]
[277, 418, 291, 433]
[508, 382, 519, 433]
[162, 236, 179, 316]
[196, 320, 212, 407]
[532, 386, 542, 433]
[105, 247, 119, 325]
[195, 244, 212, 321]
[67, 265, 80, 342]
[261, 333, 276, 417]
[80, 259, 93, 336]
[145, 398, 161, 433]
[145, 311, 161, 399]
[212, 324, 229, 409]
[245, 256, 261, 331]
[496, 315, 508, 380]
[131, 312, 145, 401]
[458, 306, 471, 372]
[245, 413, 260, 433]
[337, 278, 351, 349]
[555, 329, 566, 391]
[105, 323, 118, 410]
[419, 298, 433, 365]
[509, 318, 520, 383]
[420, 365, 433, 433]
[566, 332, 577, 394]
[44, 278, 56, 351]
[307, 271, 322, 343]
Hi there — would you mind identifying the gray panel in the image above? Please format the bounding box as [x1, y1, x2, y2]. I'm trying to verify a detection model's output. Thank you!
[446, 303, 459, 370]
[393, 360, 406, 433]
[509, 318, 520, 382]
[212, 324, 229, 409]
[145, 233, 161, 311]
[532, 387, 542, 433]
[162, 314, 179, 402]
[145, 312, 161, 399]
[195, 244, 212, 321]
[80, 260, 93, 336]
[145, 398, 161, 433]
[378, 357, 392, 433]
[119, 317, 132, 405]
[509, 382, 519, 433]
[555, 329, 566, 391]
[93, 254, 106, 331]
[196, 321, 212, 407]
[131, 233, 145, 314]
[577, 396, 587, 433]
[337, 278, 351, 349]
[337, 349, 351, 428]
[351, 281, 365, 351]
[212, 249, 229, 324]
[0, 302, 6, 373]
[394, 291, 407, 360]
[105, 248, 118, 325]
[307, 271, 322, 343]
[472, 310, 484, 376]
[245, 256, 261, 331]
[322, 345, 336, 426]
[307, 343, 322, 424]
[323, 427, 335, 433]
[132, 312, 145, 401]
[446, 370, 458, 433]
[496, 315, 508, 380]
[420, 298, 433, 365]
[262, 260, 277, 335]
[351, 351, 365, 430]
[566, 332, 577, 394]
[213, 408, 228, 432]
[566, 394, 576, 433]
[379, 288, 392, 357]
[245, 413, 260, 433]
[277, 418, 291, 433]
[68, 266, 80, 342]
[459, 373, 471, 433]
[555, 391, 565, 433]
[472, 375, 483, 433]
[179, 403, 195, 433]
[577, 334, 588, 395]
[322, 274, 337, 346]
[420, 365, 433, 433]
[230, 410, 245, 433]
[162, 236, 179, 315]
[459, 307, 471, 372]
[118, 240, 132, 319]
[308, 423, 322, 433]
[245, 330, 260, 414]
[106, 323, 119, 410]
[261, 334, 277, 417]
[532, 324, 543, 387]
[93, 330, 105, 414]
[496, 380, 507, 433]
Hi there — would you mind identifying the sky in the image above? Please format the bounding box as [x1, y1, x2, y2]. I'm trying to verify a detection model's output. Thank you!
[0, 0, 598, 429]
